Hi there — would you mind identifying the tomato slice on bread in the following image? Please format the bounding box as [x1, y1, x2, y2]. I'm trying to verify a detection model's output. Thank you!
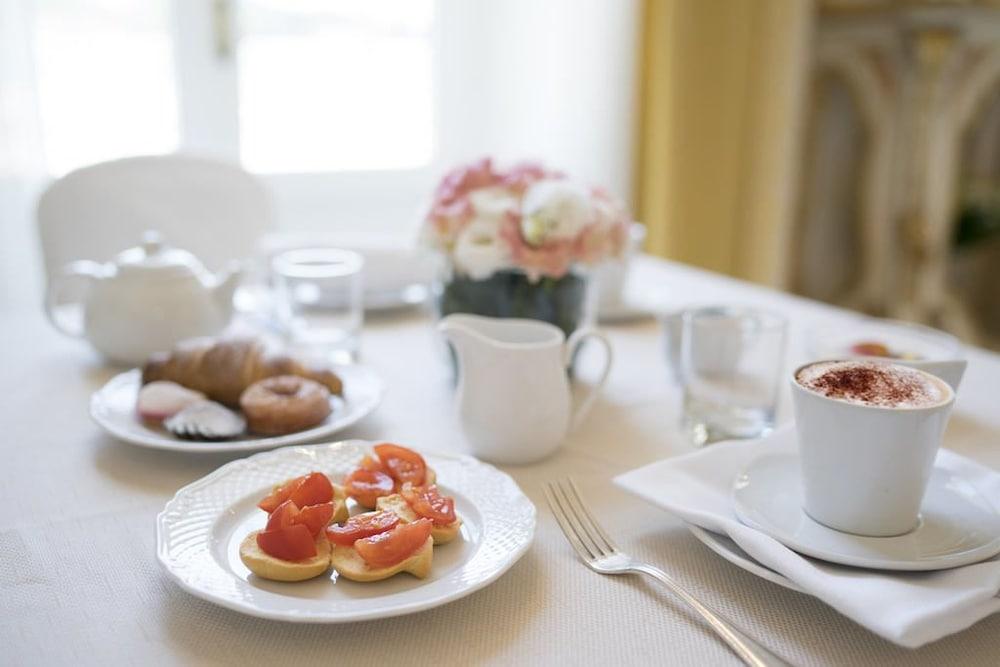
[256, 524, 317, 561]
[401, 483, 456, 525]
[258, 472, 333, 512]
[289, 472, 334, 507]
[326, 511, 401, 546]
[265, 499, 301, 531]
[359, 455, 389, 474]
[258, 475, 305, 513]
[374, 443, 427, 486]
[354, 518, 433, 568]
[345, 468, 395, 507]
[295, 502, 334, 537]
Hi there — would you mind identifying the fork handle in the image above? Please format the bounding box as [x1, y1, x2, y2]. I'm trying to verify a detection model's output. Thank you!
[632, 563, 789, 667]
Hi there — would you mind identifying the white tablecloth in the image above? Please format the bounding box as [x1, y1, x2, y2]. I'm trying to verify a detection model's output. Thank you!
[3, 256, 1000, 666]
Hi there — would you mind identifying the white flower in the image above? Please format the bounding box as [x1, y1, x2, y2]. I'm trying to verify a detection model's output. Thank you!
[452, 217, 512, 279]
[468, 187, 519, 219]
[520, 179, 593, 246]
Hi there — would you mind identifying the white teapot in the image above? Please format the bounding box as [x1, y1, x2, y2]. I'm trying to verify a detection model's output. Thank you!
[45, 231, 242, 365]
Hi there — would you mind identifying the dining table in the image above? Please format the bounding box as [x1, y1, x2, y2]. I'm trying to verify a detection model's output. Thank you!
[4, 252, 1000, 666]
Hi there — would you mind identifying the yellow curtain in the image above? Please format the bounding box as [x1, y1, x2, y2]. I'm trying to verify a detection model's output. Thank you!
[635, 0, 813, 288]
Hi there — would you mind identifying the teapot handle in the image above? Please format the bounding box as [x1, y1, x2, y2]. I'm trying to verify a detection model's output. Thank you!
[44, 260, 103, 338]
[564, 327, 613, 431]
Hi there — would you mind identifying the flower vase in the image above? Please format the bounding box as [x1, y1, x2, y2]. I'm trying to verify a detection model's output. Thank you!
[435, 266, 592, 339]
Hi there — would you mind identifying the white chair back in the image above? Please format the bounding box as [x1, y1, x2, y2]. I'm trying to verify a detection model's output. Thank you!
[37, 154, 272, 283]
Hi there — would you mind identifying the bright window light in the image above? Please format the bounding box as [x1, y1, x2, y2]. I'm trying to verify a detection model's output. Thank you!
[32, 0, 179, 176]
[237, 0, 435, 174]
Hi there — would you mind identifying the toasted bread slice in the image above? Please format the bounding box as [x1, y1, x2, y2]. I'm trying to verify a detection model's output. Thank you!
[239, 531, 331, 582]
[329, 535, 433, 582]
[376, 493, 462, 545]
[330, 483, 350, 524]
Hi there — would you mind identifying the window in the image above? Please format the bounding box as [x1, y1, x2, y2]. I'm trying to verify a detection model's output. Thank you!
[32, 0, 180, 176]
[237, 0, 434, 173]
[26, 0, 438, 231]
[19, 0, 639, 233]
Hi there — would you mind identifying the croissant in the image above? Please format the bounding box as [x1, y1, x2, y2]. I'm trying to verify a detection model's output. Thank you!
[141, 337, 343, 407]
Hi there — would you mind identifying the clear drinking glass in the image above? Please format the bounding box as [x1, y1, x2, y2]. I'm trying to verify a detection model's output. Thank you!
[272, 248, 364, 362]
[680, 306, 787, 446]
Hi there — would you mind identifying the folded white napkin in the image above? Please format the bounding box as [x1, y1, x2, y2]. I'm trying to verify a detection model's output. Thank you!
[613, 425, 1000, 648]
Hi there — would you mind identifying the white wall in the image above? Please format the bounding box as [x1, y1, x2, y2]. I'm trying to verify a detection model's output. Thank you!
[436, 0, 640, 204]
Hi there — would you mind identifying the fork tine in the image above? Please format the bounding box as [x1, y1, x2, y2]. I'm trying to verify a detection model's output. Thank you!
[557, 478, 613, 557]
[544, 482, 598, 562]
[551, 479, 607, 559]
[565, 478, 619, 554]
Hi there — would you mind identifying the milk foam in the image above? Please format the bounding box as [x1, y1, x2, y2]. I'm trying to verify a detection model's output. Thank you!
[796, 360, 947, 408]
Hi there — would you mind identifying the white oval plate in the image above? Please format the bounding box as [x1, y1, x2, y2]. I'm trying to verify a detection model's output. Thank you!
[156, 441, 536, 622]
[90, 365, 384, 453]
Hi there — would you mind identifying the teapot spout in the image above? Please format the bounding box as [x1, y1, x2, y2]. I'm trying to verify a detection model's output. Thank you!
[211, 261, 243, 318]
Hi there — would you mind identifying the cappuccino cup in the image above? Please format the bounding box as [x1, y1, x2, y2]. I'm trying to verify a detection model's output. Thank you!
[791, 360, 955, 537]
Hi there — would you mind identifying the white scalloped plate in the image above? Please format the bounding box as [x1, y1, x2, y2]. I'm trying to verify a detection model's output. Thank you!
[156, 441, 536, 622]
[91, 365, 383, 453]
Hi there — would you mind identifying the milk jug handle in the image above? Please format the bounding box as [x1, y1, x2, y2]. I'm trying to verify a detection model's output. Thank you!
[564, 327, 613, 431]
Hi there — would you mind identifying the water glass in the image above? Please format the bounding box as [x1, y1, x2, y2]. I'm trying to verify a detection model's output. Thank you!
[271, 248, 363, 362]
[680, 306, 786, 446]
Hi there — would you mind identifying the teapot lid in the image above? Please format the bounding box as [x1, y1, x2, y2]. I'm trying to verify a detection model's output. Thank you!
[114, 231, 205, 278]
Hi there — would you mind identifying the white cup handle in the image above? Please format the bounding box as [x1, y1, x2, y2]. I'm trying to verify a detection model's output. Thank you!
[564, 327, 613, 431]
[44, 260, 102, 338]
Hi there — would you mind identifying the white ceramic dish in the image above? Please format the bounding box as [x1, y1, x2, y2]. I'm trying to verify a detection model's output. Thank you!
[733, 454, 1000, 571]
[156, 441, 536, 622]
[805, 317, 961, 362]
[91, 365, 383, 453]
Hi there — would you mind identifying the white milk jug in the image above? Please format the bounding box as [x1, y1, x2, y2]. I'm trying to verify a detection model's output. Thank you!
[439, 314, 612, 464]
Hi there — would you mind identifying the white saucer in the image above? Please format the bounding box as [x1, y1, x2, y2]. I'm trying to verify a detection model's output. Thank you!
[732, 454, 1000, 571]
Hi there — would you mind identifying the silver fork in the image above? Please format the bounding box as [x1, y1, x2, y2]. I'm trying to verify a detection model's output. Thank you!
[544, 478, 789, 667]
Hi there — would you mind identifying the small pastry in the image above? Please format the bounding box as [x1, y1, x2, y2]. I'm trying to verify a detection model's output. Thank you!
[136, 381, 205, 422]
[163, 400, 246, 440]
[240, 375, 331, 436]
[142, 337, 343, 407]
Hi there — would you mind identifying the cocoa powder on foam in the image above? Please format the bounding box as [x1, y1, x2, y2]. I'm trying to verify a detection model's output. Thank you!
[796, 360, 944, 408]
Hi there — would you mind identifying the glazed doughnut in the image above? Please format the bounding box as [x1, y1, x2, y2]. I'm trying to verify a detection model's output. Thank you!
[240, 375, 332, 436]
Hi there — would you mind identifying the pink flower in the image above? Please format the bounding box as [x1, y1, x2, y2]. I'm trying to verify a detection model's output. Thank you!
[423, 157, 631, 277]
[433, 157, 502, 208]
[425, 158, 506, 247]
[574, 220, 626, 264]
[500, 161, 563, 195]
[499, 212, 575, 280]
